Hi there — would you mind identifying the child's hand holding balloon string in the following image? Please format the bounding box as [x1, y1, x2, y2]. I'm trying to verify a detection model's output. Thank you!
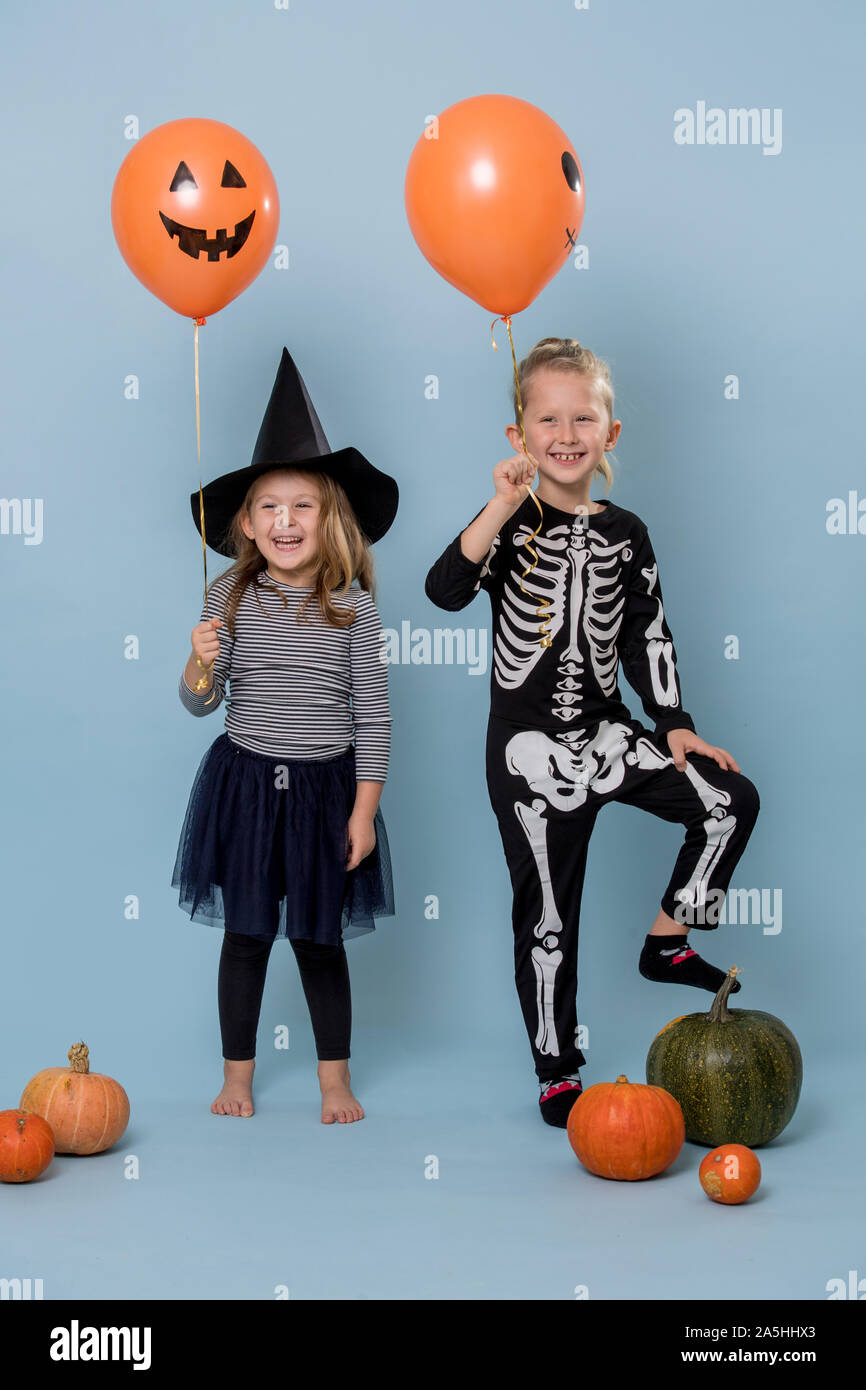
[190, 617, 223, 702]
[493, 448, 552, 647]
[493, 449, 539, 507]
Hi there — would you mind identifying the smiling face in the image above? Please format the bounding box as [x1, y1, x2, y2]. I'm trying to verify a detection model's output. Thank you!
[111, 116, 280, 319]
[241, 471, 323, 587]
[505, 368, 621, 514]
[159, 156, 256, 262]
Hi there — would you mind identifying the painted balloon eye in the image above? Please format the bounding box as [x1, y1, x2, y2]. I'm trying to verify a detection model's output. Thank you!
[221, 160, 246, 188]
[561, 151, 581, 193]
[169, 161, 197, 192]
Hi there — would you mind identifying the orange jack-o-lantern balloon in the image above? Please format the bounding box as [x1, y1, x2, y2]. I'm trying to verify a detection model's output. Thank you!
[111, 117, 280, 320]
[404, 94, 585, 318]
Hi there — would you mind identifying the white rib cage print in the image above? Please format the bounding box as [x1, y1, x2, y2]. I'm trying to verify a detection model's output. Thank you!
[489, 518, 634, 723]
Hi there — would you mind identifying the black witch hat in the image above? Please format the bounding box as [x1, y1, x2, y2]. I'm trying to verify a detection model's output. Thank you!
[189, 346, 399, 556]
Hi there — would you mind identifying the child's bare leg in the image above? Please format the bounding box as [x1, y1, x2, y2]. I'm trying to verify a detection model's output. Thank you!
[212, 1058, 255, 1116]
[648, 907, 690, 936]
[317, 1059, 363, 1124]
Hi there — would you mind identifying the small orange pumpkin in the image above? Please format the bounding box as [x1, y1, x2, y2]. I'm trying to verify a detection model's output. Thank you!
[699, 1144, 762, 1204]
[19, 1043, 129, 1155]
[0, 1109, 55, 1183]
[567, 1074, 685, 1181]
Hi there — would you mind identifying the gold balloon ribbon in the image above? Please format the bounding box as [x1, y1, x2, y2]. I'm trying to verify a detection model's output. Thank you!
[191, 316, 217, 703]
[490, 314, 552, 648]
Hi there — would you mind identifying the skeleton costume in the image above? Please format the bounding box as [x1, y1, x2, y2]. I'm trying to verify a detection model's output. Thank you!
[424, 493, 759, 1082]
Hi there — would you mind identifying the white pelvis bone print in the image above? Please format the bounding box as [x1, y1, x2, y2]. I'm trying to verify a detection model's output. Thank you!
[505, 721, 737, 1056]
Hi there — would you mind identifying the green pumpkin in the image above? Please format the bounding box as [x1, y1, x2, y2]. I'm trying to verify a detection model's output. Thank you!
[645, 968, 802, 1147]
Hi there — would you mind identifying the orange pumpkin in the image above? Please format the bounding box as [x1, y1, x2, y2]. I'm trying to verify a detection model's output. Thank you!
[19, 1043, 129, 1155]
[0, 1109, 55, 1183]
[699, 1144, 762, 1204]
[567, 1074, 685, 1181]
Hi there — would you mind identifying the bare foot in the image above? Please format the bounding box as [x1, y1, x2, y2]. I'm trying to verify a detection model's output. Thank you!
[318, 1060, 364, 1124]
[211, 1058, 255, 1117]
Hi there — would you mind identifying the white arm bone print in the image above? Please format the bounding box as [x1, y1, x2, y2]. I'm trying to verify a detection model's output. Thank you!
[634, 557, 680, 709]
[471, 531, 502, 595]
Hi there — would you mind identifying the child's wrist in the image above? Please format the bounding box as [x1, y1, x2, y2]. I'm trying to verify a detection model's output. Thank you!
[489, 491, 524, 518]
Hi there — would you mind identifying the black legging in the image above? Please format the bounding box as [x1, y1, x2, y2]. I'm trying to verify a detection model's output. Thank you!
[218, 930, 351, 1062]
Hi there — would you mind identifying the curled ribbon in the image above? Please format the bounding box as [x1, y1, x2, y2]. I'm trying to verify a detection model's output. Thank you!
[490, 314, 552, 648]
[191, 317, 217, 703]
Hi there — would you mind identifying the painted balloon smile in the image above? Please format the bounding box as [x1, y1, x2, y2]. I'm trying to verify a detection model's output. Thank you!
[158, 209, 255, 261]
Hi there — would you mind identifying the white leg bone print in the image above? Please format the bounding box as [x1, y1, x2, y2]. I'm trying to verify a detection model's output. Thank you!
[512, 798, 564, 937]
[506, 720, 659, 1056]
[531, 944, 563, 1055]
[673, 760, 737, 919]
[505, 723, 737, 1054]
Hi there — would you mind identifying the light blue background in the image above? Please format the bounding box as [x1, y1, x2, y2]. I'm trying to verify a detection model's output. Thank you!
[2, 0, 863, 1302]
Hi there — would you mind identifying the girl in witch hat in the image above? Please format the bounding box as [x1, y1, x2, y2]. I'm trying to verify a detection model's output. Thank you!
[172, 346, 398, 1125]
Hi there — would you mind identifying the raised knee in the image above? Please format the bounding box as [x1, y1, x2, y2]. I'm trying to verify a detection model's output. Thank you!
[733, 774, 760, 823]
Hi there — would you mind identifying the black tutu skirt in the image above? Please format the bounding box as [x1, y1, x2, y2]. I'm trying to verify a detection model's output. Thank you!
[171, 733, 395, 944]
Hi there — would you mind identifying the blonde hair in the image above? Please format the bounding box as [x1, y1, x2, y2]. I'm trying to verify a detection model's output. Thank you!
[511, 337, 617, 492]
[208, 468, 377, 637]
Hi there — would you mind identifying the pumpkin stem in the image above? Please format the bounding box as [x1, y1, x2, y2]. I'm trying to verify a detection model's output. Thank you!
[67, 1042, 90, 1074]
[706, 967, 740, 1023]
[615, 1075, 629, 1083]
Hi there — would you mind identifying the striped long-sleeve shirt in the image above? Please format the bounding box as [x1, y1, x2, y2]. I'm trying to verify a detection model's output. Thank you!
[178, 568, 390, 782]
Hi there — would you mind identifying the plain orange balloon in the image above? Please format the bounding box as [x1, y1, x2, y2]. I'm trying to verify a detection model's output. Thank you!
[111, 117, 280, 320]
[404, 94, 585, 317]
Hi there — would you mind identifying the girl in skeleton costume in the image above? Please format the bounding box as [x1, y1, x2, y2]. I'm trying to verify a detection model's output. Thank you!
[424, 339, 760, 1127]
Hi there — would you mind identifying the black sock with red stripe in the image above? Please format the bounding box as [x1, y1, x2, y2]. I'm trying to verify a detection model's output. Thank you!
[538, 1073, 583, 1127]
[639, 933, 741, 994]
